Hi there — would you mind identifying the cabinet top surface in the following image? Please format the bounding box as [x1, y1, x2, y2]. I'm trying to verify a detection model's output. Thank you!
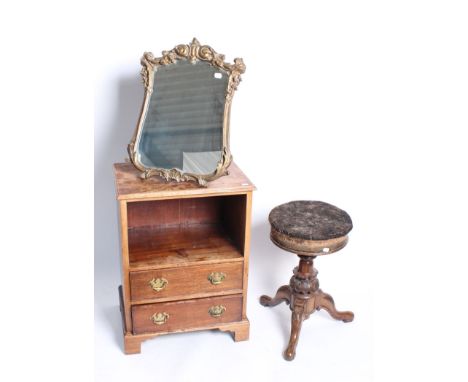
[114, 162, 255, 200]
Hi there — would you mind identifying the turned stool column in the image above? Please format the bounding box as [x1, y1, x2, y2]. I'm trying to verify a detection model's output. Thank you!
[260, 201, 354, 361]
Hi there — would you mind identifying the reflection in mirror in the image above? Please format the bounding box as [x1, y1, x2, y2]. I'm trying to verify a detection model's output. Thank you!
[137, 60, 228, 175]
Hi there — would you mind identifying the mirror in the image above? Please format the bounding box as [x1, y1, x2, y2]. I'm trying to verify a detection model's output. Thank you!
[138, 60, 227, 173]
[128, 38, 245, 186]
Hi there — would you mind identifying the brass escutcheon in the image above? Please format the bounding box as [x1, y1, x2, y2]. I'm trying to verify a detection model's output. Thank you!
[208, 272, 226, 285]
[151, 312, 169, 325]
[208, 305, 226, 318]
[149, 277, 168, 292]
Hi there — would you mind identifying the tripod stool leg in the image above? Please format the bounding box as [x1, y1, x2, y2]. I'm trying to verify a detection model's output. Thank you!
[260, 285, 291, 307]
[316, 291, 354, 323]
[284, 299, 307, 361]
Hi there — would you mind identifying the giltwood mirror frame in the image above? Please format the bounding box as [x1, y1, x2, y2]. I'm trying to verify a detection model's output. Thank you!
[128, 38, 246, 186]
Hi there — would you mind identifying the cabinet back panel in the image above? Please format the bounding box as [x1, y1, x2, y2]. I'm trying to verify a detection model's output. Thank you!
[127, 197, 222, 229]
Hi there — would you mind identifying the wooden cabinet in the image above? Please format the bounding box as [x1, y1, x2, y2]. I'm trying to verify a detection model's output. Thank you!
[114, 162, 255, 354]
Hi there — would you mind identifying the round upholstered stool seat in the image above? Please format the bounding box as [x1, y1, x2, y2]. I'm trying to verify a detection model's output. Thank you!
[269, 201, 353, 256]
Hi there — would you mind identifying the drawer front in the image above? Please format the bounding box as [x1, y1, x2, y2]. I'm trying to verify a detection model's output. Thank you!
[129, 262, 243, 302]
[132, 294, 242, 334]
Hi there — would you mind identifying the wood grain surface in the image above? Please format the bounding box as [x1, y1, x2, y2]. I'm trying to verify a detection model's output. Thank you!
[132, 294, 242, 335]
[114, 161, 255, 201]
[130, 261, 243, 302]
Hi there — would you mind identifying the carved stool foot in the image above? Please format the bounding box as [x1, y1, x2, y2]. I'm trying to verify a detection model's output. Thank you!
[316, 291, 354, 323]
[260, 285, 291, 307]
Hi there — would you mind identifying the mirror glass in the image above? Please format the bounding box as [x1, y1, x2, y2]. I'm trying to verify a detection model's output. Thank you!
[137, 60, 229, 174]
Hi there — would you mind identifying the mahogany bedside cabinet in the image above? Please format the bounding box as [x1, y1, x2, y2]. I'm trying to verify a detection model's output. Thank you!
[114, 162, 255, 354]
[260, 200, 354, 360]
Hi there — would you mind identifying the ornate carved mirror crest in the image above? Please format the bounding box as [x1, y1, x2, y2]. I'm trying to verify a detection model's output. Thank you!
[128, 38, 245, 186]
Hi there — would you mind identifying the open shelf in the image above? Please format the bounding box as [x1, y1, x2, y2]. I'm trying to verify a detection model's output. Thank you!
[126, 195, 246, 270]
[128, 224, 243, 270]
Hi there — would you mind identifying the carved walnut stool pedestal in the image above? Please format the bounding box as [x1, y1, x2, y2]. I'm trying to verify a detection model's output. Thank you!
[260, 201, 354, 361]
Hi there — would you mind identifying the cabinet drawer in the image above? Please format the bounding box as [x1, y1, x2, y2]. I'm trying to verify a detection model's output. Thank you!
[132, 294, 242, 334]
[129, 262, 243, 302]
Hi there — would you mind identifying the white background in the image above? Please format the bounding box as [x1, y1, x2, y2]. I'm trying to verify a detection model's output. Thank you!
[2, 1, 468, 381]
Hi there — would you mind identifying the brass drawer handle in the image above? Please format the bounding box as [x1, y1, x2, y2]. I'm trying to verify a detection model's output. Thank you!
[208, 305, 226, 318]
[151, 312, 169, 325]
[149, 277, 168, 292]
[208, 272, 226, 285]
